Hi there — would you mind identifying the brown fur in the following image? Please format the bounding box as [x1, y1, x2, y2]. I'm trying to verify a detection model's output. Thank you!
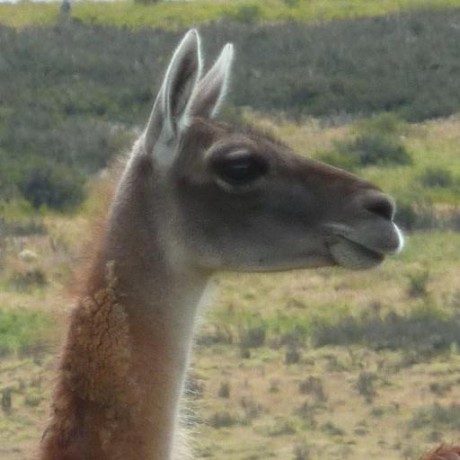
[67, 160, 123, 301]
[421, 445, 460, 460]
[40, 263, 141, 460]
[39, 149, 195, 459]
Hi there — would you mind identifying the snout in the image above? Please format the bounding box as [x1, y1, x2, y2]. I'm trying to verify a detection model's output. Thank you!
[325, 189, 404, 270]
[354, 190, 403, 254]
[359, 190, 396, 222]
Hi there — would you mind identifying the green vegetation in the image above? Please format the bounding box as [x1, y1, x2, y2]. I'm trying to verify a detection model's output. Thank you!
[0, 216, 46, 238]
[0, 308, 52, 356]
[1, 8, 460, 210]
[206, 297, 460, 356]
[1, 0, 458, 29]
[410, 404, 460, 431]
[19, 162, 85, 211]
[320, 114, 412, 170]
[419, 166, 457, 189]
[312, 305, 460, 355]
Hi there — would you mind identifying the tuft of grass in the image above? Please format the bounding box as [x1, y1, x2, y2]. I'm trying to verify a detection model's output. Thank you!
[356, 371, 377, 403]
[8, 269, 47, 292]
[320, 421, 345, 437]
[0, 308, 52, 356]
[209, 410, 237, 428]
[293, 442, 310, 460]
[299, 377, 327, 402]
[266, 417, 297, 436]
[217, 381, 230, 399]
[406, 269, 430, 298]
[410, 403, 460, 431]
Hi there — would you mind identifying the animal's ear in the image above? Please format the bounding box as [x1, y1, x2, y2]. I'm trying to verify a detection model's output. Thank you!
[190, 43, 234, 119]
[144, 29, 203, 153]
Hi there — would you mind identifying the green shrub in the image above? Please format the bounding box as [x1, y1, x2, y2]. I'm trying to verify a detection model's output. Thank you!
[209, 411, 237, 428]
[356, 371, 377, 403]
[419, 167, 455, 188]
[336, 114, 412, 167]
[218, 382, 230, 399]
[239, 324, 266, 348]
[319, 114, 411, 169]
[402, 204, 460, 232]
[394, 198, 452, 231]
[1, 388, 12, 414]
[229, 5, 261, 24]
[336, 134, 412, 167]
[355, 113, 407, 138]
[239, 396, 263, 423]
[19, 163, 85, 211]
[406, 269, 430, 298]
[299, 377, 326, 401]
[293, 443, 310, 460]
[429, 382, 452, 396]
[394, 200, 418, 231]
[450, 210, 460, 231]
[284, 346, 301, 364]
[24, 388, 45, 408]
[267, 418, 297, 436]
[9, 268, 47, 291]
[320, 421, 344, 436]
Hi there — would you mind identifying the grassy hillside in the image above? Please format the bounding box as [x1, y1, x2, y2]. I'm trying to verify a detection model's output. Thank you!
[1, 8, 460, 213]
[0, 0, 459, 29]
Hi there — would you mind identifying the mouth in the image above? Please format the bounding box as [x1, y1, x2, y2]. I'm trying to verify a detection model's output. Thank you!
[328, 235, 385, 270]
[326, 223, 404, 270]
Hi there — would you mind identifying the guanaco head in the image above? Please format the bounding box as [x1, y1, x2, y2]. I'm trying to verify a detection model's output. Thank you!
[128, 29, 403, 273]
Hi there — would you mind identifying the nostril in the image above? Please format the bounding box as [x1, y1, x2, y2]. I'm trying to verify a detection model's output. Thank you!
[363, 193, 395, 220]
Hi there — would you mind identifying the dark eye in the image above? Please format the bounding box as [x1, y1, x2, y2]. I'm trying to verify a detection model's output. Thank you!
[213, 153, 268, 186]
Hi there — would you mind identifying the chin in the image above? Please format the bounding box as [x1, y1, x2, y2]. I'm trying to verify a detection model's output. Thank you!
[248, 254, 337, 273]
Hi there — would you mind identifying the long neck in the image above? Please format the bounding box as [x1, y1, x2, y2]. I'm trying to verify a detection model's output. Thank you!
[40, 154, 209, 460]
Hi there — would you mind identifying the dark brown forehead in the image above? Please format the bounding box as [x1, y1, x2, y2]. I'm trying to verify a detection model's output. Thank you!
[187, 117, 290, 153]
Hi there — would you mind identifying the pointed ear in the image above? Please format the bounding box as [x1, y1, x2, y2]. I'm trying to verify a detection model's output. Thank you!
[144, 29, 203, 153]
[190, 43, 234, 119]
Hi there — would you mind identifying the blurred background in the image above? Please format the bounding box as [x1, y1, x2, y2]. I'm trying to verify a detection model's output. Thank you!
[0, 1, 459, 459]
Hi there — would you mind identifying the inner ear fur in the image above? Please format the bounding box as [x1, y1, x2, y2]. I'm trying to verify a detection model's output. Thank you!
[144, 29, 203, 153]
[190, 43, 234, 119]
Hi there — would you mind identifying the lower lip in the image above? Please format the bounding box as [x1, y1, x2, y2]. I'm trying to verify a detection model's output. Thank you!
[329, 236, 385, 270]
